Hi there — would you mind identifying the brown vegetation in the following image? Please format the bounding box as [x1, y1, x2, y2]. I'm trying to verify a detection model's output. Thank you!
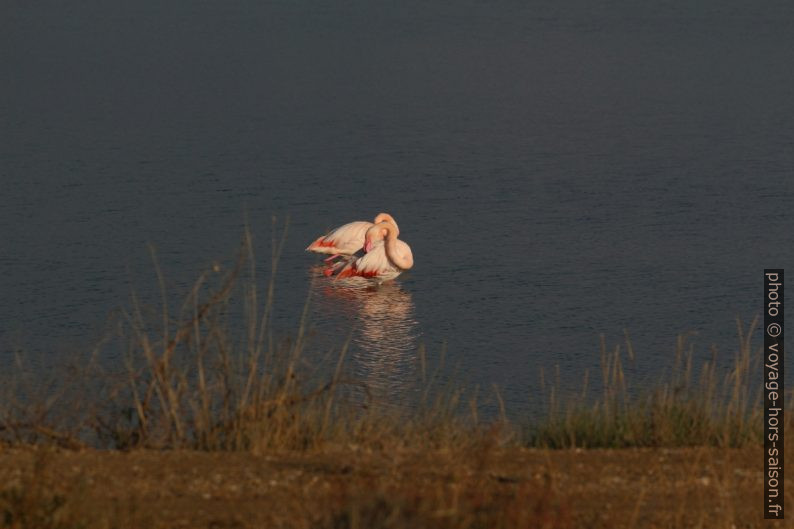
[0, 226, 789, 527]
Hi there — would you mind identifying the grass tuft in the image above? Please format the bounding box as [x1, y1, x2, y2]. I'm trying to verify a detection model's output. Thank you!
[526, 319, 764, 448]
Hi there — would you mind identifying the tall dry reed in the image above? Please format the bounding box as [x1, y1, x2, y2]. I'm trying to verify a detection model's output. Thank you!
[527, 319, 766, 448]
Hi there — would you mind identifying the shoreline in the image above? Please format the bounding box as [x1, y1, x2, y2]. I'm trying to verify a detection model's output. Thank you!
[0, 443, 783, 528]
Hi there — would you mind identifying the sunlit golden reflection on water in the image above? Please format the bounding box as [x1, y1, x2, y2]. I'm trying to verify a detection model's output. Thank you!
[309, 265, 421, 405]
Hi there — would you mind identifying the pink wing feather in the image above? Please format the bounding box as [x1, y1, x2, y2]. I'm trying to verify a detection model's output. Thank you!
[306, 221, 373, 256]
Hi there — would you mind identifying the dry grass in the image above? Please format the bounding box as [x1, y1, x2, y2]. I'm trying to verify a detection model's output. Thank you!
[0, 224, 790, 528]
[528, 320, 765, 449]
[1, 221, 501, 453]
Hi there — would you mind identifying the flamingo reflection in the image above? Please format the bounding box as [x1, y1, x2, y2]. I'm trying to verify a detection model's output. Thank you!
[311, 267, 420, 404]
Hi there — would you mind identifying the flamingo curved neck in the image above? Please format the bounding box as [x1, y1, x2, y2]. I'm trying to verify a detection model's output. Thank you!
[374, 213, 399, 233]
[382, 224, 413, 270]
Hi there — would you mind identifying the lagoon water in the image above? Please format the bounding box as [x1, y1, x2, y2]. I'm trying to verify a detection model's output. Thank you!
[3, 0, 793, 412]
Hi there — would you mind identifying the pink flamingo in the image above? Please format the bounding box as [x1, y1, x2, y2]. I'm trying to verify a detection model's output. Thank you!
[306, 213, 398, 262]
[325, 220, 413, 283]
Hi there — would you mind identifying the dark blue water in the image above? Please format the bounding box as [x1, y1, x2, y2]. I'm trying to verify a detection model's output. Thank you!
[3, 0, 793, 412]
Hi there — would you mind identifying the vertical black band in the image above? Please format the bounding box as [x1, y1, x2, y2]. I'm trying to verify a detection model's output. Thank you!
[764, 269, 784, 519]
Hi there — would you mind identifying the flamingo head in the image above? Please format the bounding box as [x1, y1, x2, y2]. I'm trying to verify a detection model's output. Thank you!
[364, 222, 390, 252]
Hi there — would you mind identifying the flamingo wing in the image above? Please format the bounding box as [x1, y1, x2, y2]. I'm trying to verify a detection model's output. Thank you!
[306, 221, 372, 255]
[332, 239, 409, 282]
[350, 243, 394, 278]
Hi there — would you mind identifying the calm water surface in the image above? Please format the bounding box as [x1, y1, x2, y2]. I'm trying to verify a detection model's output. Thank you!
[2, 0, 793, 412]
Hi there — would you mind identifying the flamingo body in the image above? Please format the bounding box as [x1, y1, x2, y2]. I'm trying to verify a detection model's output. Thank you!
[306, 213, 399, 257]
[334, 239, 413, 282]
[326, 221, 413, 283]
